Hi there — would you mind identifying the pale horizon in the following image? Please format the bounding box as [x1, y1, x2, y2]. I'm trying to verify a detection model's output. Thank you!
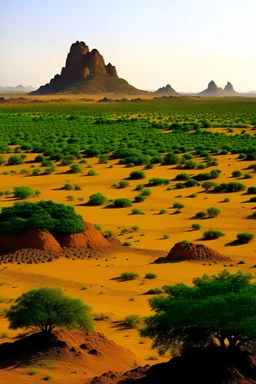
[1, 0, 256, 93]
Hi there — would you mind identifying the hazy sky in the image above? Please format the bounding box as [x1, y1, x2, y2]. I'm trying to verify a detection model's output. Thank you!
[1, 0, 256, 92]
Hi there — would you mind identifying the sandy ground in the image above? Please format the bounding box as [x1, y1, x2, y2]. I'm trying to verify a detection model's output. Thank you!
[0, 145, 256, 383]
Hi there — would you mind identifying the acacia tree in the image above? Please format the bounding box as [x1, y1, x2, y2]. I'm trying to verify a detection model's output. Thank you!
[140, 270, 256, 354]
[7, 287, 94, 335]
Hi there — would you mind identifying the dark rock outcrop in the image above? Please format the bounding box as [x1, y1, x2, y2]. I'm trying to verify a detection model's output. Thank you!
[90, 347, 256, 384]
[155, 242, 231, 263]
[155, 84, 178, 95]
[30, 41, 143, 95]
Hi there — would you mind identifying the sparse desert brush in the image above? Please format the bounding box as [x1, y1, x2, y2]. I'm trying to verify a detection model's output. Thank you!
[87, 168, 97, 176]
[123, 241, 132, 246]
[43, 374, 53, 381]
[121, 272, 139, 281]
[124, 314, 142, 329]
[163, 233, 170, 239]
[27, 369, 38, 376]
[173, 202, 184, 212]
[134, 194, 145, 203]
[135, 184, 144, 191]
[140, 188, 151, 197]
[207, 207, 221, 218]
[145, 273, 157, 279]
[113, 198, 132, 208]
[129, 170, 146, 180]
[93, 313, 111, 321]
[191, 223, 201, 231]
[70, 163, 83, 173]
[203, 229, 225, 240]
[195, 211, 207, 219]
[232, 170, 242, 178]
[88, 192, 107, 206]
[104, 230, 113, 238]
[118, 180, 130, 188]
[13, 186, 34, 199]
[131, 225, 139, 231]
[236, 233, 254, 244]
[131, 208, 145, 215]
[94, 224, 102, 231]
[144, 288, 162, 295]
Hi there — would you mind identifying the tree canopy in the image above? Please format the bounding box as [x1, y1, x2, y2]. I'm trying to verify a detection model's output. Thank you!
[140, 270, 256, 354]
[0, 201, 85, 236]
[7, 287, 94, 335]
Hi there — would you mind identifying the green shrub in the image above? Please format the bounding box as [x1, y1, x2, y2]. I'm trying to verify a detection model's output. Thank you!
[32, 168, 41, 176]
[144, 288, 162, 295]
[113, 198, 132, 208]
[63, 183, 73, 191]
[134, 195, 145, 203]
[121, 272, 139, 280]
[140, 188, 151, 197]
[87, 169, 96, 176]
[70, 163, 83, 173]
[192, 223, 201, 230]
[124, 314, 142, 329]
[88, 193, 107, 206]
[195, 211, 207, 219]
[129, 170, 146, 180]
[203, 229, 225, 240]
[131, 208, 145, 215]
[232, 170, 242, 178]
[0, 201, 85, 236]
[174, 173, 190, 181]
[163, 233, 170, 239]
[135, 184, 144, 191]
[123, 241, 132, 246]
[7, 155, 24, 166]
[148, 178, 170, 186]
[207, 207, 221, 218]
[104, 230, 113, 238]
[145, 273, 157, 280]
[202, 181, 216, 192]
[173, 202, 184, 212]
[118, 180, 130, 188]
[13, 186, 34, 199]
[236, 233, 254, 244]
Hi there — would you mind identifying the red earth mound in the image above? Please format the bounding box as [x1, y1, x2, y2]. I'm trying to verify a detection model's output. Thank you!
[90, 347, 256, 384]
[57, 221, 111, 249]
[0, 229, 61, 252]
[0, 222, 112, 256]
[0, 330, 137, 377]
[155, 242, 231, 263]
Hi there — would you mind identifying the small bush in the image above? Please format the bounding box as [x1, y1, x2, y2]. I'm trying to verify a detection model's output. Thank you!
[87, 169, 96, 176]
[207, 207, 221, 218]
[69, 163, 83, 173]
[134, 195, 145, 203]
[192, 223, 201, 230]
[129, 170, 146, 180]
[104, 230, 113, 238]
[173, 202, 184, 212]
[144, 288, 162, 295]
[232, 170, 242, 178]
[148, 178, 170, 186]
[121, 272, 139, 280]
[236, 233, 254, 244]
[113, 198, 132, 208]
[140, 188, 151, 197]
[118, 180, 130, 188]
[145, 273, 157, 279]
[88, 193, 107, 206]
[63, 183, 73, 191]
[203, 229, 225, 240]
[123, 241, 132, 246]
[124, 314, 142, 329]
[195, 211, 207, 219]
[174, 173, 190, 181]
[163, 233, 170, 239]
[131, 208, 145, 215]
[32, 168, 41, 176]
[13, 186, 34, 199]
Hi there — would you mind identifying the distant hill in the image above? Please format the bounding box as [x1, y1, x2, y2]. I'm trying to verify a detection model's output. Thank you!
[199, 81, 238, 96]
[0, 84, 36, 93]
[31, 41, 144, 95]
[155, 84, 178, 95]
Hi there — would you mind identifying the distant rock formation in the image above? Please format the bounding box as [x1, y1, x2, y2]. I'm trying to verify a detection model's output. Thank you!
[155, 84, 178, 95]
[0, 85, 35, 93]
[31, 41, 143, 95]
[224, 81, 238, 95]
[199, 81, 239, 97]
[155, 242, 231, 263]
